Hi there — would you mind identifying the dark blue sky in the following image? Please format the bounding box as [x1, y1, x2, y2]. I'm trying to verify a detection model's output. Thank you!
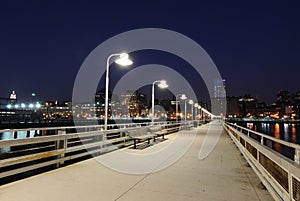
[0, 0, 299, 104]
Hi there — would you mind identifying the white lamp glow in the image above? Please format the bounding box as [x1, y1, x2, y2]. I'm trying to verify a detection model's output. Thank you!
[115, 53, 133, 66]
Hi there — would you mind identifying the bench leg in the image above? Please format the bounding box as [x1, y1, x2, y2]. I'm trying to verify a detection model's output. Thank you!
[133, 139, 137, 149]
[153, 136, 156, 142]
[148, 138, 150, 144]
[162, 134, 164, 139]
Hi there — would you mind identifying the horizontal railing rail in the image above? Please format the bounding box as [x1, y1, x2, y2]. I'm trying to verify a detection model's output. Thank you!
[0, 121, 202, 184]
[0, 121, 173, 141]
[226, 122, 300, 162]
[224, 122, 300, 201]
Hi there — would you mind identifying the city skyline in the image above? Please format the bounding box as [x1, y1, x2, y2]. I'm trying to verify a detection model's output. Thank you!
[0, 1, 299, 104]
[2, 87, 300, 121]
[2, 86, 300, 107]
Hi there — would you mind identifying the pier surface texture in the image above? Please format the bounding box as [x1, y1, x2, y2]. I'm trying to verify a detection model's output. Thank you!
[0, 121, 273, 201]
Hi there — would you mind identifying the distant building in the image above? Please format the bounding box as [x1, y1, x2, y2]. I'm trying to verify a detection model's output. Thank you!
[276, 90, 291, 104]
[211, 79, 226, 116]
[275, 90, 292, 118]
[42, 101, 72, 119]
[239, 94, 257, 117]
[120, 90, 148, 117]
[9, 91, 17, 103]
[214, 79, 226, 98]
[226, 97, 241, 118]
[95, 88, 116, 117]
[160, 99, 174, 119]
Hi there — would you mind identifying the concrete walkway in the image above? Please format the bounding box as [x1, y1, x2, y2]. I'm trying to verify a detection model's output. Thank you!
[0, 121, 273, 201]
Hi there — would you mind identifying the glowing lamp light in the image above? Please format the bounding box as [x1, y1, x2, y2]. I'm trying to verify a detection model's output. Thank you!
[115, 53, 133, 66]
[7, 104, 12, 109]
[14, 104, 19, 109]
[36, 103, 41, 108]
[29, 104, 34, 109]
[180, 94, 187, 100]
[21, 103, 26, 108]
[158, 80, 168, 88]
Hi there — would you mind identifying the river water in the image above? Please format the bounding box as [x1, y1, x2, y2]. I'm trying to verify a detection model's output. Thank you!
[236, 122, 300, 159]
[236, 122, 300, 145]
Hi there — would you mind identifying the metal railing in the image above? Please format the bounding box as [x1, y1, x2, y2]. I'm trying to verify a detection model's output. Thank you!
[0, 121, 195, 184]
[224, 122, 300, 201]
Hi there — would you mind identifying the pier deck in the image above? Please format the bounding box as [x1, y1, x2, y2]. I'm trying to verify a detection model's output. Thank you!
[0, 121, 273, 201]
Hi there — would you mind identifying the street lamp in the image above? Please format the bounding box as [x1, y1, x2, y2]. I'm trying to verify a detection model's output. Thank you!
[175, 94, 187, 123]
[105, 53, 133, 130]
[152, 80, 168, 124]
[198, 105, 203, 120]
[194, 103, 199, 120]
[184, 99, 191, 121]
[188, 100, 194, 120]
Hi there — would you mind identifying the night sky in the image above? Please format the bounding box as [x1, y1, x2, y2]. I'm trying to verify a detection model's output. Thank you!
[0, 1, 299, 104]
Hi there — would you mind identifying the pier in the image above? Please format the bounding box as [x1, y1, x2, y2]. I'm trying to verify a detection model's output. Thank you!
[1, 121, 293, 200]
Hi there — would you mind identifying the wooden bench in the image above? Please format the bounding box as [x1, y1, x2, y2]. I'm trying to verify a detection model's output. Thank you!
[182, 122, 193, 130]
[163, 126, 179, 134]
[149, 126, 166, 140]
[127, 125, 180, 149]
[127, 127, 156, 149]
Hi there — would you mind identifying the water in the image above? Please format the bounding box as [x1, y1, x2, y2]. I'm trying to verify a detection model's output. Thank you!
[1, 130, 37, 141]
[0, 130, 39, 153]
[236, 122, 300, 159]
[237, 122, 300, 145]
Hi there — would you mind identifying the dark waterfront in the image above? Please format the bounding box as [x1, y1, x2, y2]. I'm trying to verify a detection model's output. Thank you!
[0, 118, 154, 141]
[236, 122, 300, 145]
[235, 121, 300, 160]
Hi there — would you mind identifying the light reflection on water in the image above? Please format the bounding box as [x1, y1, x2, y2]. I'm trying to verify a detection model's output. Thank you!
[292, 125, 297, 143]
[1, 131, 36, 140]
[273, 123, 282, 153]
[0, 130, 37, 153]
[243, 122, 300, 145]
[240, 122, 300, 158]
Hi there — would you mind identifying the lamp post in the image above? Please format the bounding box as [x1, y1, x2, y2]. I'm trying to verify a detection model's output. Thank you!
[184, 99, 188, 122]
[175, 94, 187, 123]
[198, 105, 202, 121]
[105, 53, 133, 130]
[189, 100, 194, 121]
[151, 80, 168, 124]
[194, 103, 199, 120]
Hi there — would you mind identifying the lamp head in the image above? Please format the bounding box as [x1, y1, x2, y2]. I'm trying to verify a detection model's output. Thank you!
[188, 99, 194, 104]
[180, 94, 187, 100]
[115, 53, 133, 66]
[194, 103, 199, 107]
[158, 80, 168, 88]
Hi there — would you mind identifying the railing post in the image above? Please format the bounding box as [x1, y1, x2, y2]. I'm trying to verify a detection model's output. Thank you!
[288, 172, 293, 201]
[102, 131, 107, 152]
[26, 130, 30, 138]
[295, 148, 300, 164]
[260, 136, 264, 145]
[96, 127, 102, 155]
[14, 131, 17, 139]
[56, 129, 67, 168]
